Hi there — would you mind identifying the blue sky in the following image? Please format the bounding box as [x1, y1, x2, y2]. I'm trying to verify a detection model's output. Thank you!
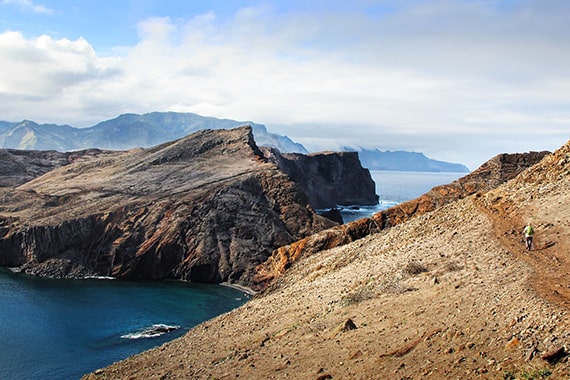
[1, 0, 569, 169]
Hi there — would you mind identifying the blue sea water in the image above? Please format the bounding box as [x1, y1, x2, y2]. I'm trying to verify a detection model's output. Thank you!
[0, 169, 465, 379]
[337, 170, 466, 223]
[372, 170, 465, 204]
[0, 269, 249, 380]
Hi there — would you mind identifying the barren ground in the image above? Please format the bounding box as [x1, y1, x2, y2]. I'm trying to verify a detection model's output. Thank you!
[84, 145, 570, 380]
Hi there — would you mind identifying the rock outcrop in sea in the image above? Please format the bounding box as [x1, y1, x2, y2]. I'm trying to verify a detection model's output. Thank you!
[0, 127, 351, 286]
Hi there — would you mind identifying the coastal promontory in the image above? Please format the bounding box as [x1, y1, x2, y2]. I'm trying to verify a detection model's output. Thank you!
[0, 127, 340, 286]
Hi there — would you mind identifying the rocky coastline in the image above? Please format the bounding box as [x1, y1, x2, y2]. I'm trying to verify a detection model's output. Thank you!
[0, 126, 375, 287]
[83, 140, 570, 379]
[3, 126, 569, 378]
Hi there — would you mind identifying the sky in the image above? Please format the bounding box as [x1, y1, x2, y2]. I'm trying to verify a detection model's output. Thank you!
[0, 0, 569, 170]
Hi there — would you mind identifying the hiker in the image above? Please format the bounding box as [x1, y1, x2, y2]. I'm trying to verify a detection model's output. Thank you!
[523, 223, 534, 250]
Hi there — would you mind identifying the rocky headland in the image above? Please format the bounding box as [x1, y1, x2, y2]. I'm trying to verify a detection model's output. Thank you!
[83, 140, 570, 379]
[1, 126, 378, 286]
[261, 147, 379, 209]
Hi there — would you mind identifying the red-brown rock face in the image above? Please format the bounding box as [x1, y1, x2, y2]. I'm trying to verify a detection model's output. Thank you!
[0, 127, 335, 286]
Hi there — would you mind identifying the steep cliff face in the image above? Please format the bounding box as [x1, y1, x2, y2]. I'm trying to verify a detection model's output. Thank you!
[0, 127, 335, 286]
[252, 150, 550, 290]
[261, 147, 378, 209]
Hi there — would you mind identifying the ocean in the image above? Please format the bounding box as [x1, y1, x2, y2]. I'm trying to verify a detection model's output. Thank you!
[0, 170, 465, 379]
[0, 270, 249, 380]
[337, 170, 465, 223]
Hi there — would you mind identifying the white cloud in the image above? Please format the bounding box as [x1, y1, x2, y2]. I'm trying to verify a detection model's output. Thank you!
[0, 31, 118, 95]
[0, 1, 569, 169]
[1, 0, 52, 14]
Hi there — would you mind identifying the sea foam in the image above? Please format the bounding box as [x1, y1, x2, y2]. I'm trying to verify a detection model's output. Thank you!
[120, 324, 180, 339]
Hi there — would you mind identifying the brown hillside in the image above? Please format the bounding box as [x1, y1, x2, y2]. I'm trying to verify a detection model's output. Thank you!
[84, 143, 570, 380]
[252, 150, 549, 291]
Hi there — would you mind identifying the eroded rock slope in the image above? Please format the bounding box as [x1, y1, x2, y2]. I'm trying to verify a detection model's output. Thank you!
[0, 127, 335, 285]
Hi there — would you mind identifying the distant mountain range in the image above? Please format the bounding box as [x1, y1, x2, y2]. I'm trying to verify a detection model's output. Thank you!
[0, 112, 469, 172]
[0, 112, 307, 154]
[345, 147, 470, 172]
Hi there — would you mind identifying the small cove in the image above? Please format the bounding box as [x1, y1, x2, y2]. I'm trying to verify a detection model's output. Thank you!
[0, 270, 249, 380]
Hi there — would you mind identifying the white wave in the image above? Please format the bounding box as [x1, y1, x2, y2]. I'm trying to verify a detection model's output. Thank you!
[120, 324, 180, 340]
[84, 275, 116, 280]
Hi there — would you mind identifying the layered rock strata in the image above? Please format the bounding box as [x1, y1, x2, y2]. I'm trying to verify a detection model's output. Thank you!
[252, 150, 550, 290]
[0, 127, 336, 286]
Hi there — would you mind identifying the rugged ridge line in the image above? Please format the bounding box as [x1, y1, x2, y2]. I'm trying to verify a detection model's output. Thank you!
[0, 127, 336, 286]
[252, 150, 549, 290]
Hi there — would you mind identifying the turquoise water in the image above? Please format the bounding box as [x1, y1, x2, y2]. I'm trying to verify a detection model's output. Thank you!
[0, 269, 249, 380]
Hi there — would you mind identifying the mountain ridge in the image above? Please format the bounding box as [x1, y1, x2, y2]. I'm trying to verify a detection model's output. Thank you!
[0, 126, 336, 285]
[1, 112, 468, 172]
[0, 112, 307, 154]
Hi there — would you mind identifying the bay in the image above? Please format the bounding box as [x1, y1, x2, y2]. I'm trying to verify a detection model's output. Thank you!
[0, 269, 249, 380]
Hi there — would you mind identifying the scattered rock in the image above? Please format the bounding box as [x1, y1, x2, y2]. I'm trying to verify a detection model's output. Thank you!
[525, 346, 538, 361]
[541, 346, 567, 363]
[336, 319, 357, 334]
[505, 337, 521, 350]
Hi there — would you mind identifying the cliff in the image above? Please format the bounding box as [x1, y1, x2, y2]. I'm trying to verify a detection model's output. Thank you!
[252, 150, 550, 290]
[261, 147, 379, 209]
[0, 127, 335, 286]
[84, 142, 570, 380]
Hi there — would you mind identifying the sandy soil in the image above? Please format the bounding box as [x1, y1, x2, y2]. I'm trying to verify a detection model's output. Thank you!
[83, 144, 570, 380]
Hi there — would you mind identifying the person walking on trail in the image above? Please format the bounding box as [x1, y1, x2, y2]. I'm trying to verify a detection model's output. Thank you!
[523, 223, 534, 250]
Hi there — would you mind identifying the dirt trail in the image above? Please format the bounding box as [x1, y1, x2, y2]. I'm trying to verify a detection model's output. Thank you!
[475, 179, 570, 310]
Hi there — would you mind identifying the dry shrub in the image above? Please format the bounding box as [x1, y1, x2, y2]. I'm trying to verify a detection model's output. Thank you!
[403, 261, 429, 276]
